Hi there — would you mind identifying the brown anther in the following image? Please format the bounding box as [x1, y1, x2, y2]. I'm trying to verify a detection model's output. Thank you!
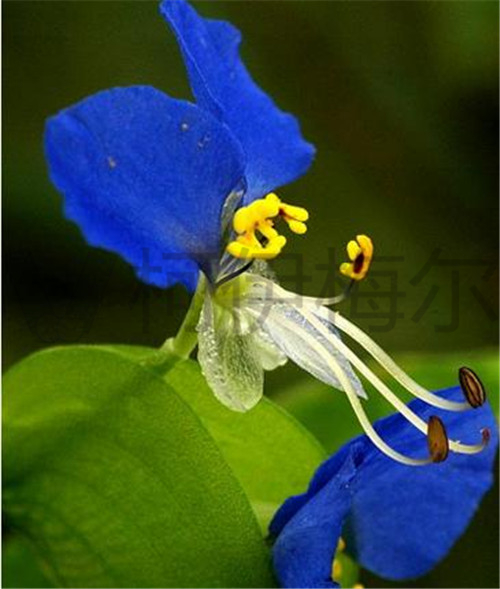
[459, 367, 486, 409]
[481, 428, 491, 445]
[427, 416, 449, 463]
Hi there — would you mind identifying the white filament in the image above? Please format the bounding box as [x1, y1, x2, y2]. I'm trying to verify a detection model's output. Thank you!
[304, 308, 487, 456]
[244, 284, 367, 399]
[295, 308, 433, 466]
[246, 284, 432, 465]
[323, 309, 470, 412]
[248, 274, 470, 411]
[244, 275, 486, 461]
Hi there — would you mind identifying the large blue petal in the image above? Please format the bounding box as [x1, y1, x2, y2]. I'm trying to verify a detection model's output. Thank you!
[271, 448, 357, 588]
[45, 86, 245, 290]
[345, 388, 498, 580]
[270, 387, 497, 587]
[160, 0, 315, 202]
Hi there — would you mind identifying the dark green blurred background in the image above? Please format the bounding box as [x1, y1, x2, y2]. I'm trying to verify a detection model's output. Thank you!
[3, 1, 499, 587]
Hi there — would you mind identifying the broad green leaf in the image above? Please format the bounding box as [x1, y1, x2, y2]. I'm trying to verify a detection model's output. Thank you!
[275, 348, 499, 453]
[110, 345, 326, 530]
[274, 376, 366, 454]
[2, 535, 53, 589]
[167, 360, 326, 529]
[3, 346, 274, 588]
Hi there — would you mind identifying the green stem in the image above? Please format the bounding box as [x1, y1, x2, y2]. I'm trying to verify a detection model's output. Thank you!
[161, 274, 206, 359]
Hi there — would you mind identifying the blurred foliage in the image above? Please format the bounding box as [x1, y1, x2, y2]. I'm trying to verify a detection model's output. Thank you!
[3, 1, 499, 588]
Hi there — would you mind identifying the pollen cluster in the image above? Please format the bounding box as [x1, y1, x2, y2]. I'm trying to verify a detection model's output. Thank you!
[226, 193, 308, 260]
[340, 234, 373, 281]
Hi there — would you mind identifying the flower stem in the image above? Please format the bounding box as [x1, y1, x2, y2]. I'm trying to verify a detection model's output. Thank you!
[161, 274, 206, 359]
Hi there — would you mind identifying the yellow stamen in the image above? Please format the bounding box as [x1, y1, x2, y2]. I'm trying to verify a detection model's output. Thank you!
[331, 558, 343, 581]
[279, 200, 309, 234]
[226, 192, 308, 260]
[340, 234, 373, 281]
[287, 219, 308, 235]
[330, 537, 346, 582]
[347, 239, 362, 261]
[226, 235, 286, 260]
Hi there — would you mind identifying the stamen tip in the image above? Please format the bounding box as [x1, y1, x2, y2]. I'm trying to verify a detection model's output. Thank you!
[428, 416, 449, 463]
[481, 428, 491, 445]
[340, 234, 373, 281]
[459, 366, 486, 408]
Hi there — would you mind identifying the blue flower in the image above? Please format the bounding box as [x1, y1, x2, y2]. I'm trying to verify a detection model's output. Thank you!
[44, 0, 493, 507]
[44, 0, 314, 291]
[269, 387, 498, 588]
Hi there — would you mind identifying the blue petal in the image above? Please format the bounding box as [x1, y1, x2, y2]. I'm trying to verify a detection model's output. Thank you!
[345, 388, 498, 580]
[269, 442, 358, 540]
[45, 86, 245, 289]
[160, 0, 315, 202]
[271, 448, 356, 588]
[270, 387, 497, 586]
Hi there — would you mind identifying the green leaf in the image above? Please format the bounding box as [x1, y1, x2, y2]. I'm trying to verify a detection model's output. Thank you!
[111, 345, 326, 530]
[336, 552, 360, 589]
[2, 535, 53, 589]
[167, 360, 326, 529]
[275, 348, 499, 453]
[3, 346, 274, 588]
[274, 376, 365, 455]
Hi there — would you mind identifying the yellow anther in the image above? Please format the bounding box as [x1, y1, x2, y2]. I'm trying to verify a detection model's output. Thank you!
[330, 537, 347, 582]
[261, 192, 281, 215]
[340, 234, 373, 281]
[353, 584, 365, 589]
[226, 192, 308, 260]
[226, 235, 286, 260]
[347, 239, 362, 261]
[331, 558, 343, 581]
[279, 201, 309, 235]
[287, 219, 308, 235]
[258, 219, 279, 241]
[280, 202, 309, 222]
[232, 208, 254, 235]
